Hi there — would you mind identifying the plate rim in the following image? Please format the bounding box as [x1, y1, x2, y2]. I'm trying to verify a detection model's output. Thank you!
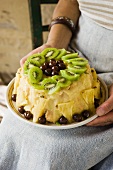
[5, 77, 108, 130]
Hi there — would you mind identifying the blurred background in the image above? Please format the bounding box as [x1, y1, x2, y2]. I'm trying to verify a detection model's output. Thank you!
[0, 0, 56, 84]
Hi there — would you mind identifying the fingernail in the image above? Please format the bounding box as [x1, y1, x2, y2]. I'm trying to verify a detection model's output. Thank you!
[96, 107, 105, 116]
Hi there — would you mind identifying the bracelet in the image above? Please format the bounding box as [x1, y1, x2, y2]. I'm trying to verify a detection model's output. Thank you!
[48, 16, 76, 36]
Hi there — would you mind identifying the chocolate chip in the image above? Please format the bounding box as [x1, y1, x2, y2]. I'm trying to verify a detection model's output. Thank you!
[73, 114, 83, 122]
[94, 98, 100, 108]
[11, 94, 17, 102]
[81, 110, 90, 119]
[58, 116, 68, 124]
[24, 111, 33, 120]
[18, 106, 25, 114]
[38, 116, 46, 124]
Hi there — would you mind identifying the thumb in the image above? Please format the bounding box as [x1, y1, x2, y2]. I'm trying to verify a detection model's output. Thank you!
[20, 43, 51, 66]
[96, 84, 113, 116]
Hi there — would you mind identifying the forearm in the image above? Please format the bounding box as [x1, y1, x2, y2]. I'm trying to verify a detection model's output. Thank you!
[47, 0, 80, 49]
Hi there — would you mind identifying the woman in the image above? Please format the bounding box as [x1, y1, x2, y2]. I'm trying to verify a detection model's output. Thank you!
[21, 0, 113, 127]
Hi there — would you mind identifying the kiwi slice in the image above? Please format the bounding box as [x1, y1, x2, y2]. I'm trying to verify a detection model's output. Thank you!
[41, 48, 59, 61]
[41, 77, 60, 94]
[60, 69, 80, 81]
[52, 75, 71, 88]
[28, 53, 45, 65]
[24, 59, 40, 74]
[28, 66, 43, 84]
[62, 53, 78, 61]
[71, 58, 88, 66]
[30, 82, 44, 90]
[55, 49, 67, 60]
[67, 64, 87, 74]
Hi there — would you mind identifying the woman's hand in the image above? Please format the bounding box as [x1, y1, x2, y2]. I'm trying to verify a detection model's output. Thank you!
[87, 84, 113, 126]
[20, 43, 51, 66]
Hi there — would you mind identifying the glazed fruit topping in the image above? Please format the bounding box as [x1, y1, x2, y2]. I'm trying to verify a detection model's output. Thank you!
[73, 114, 83, 122]
[38, 115, 46, 124]
[40, 59, 66, 76]
[73, 110, 90, 122]
[16, 105, 91, 124]
[49, 59, 56, 67]
[11, 94, 17, 102]
[23, 48, 88, 94]
[58, 116, 68, 124]
[17, 106, 33, 120]
[24, 111, 33, 120]
[44, 68, 52, 76]
[94, 98, 100, 108]
[18, 106, 25, 114]
[40, 62, 49, 71]
[81, 110, 90, 119]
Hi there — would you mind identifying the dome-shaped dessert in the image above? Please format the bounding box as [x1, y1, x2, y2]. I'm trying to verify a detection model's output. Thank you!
[12, 48, 105, 125]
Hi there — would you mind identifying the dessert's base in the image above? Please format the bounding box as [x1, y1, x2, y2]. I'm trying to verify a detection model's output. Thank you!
[6, 76, 108, 129]
[12, 66, 107, 125]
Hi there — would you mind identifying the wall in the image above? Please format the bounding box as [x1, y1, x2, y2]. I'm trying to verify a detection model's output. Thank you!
[41, 4, 56, 43]
[0, 0, 56, 84]
[0, 0, 32, 83]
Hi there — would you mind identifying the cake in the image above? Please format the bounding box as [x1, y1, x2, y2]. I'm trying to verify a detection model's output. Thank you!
[11, 48, 104, 125]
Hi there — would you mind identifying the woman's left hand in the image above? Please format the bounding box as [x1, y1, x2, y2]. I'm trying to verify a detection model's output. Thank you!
[87, 84, 113, 126]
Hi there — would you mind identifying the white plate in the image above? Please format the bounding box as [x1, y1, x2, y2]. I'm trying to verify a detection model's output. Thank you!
[6, 77, 108, 130]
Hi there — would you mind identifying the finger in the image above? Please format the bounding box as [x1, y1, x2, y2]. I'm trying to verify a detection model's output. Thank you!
[96, 84, 113, 116]
[87, 111, 113, 126]
[109, 84, 113, 96]
[20, 44, 51, 66]
[20, 56, 28, 66]
[20, 47, 42, 66]
[96, 95, 113, 116]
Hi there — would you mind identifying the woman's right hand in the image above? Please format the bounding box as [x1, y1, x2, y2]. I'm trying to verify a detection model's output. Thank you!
[20, 43, 52, 66]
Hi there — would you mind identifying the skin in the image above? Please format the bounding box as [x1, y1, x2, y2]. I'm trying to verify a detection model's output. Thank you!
[20, 0, 80, 65]
[87, 85, 113, 126]
[20, 0, 113, 126]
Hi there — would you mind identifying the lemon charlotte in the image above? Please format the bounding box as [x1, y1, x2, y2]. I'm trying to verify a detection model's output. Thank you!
[12, 48, 102, 125]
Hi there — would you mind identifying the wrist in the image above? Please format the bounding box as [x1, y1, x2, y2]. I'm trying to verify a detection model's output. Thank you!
[49, 16, 76, 36]
[47, 24, 72, 49]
